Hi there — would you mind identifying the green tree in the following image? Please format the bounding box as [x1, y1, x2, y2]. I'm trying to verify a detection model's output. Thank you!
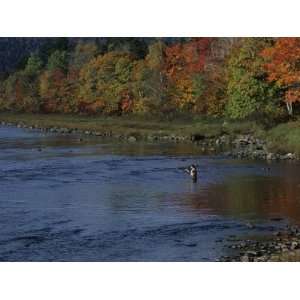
[47, 50, 68, 72]
[145, 41, 168, 112]
[226, 38, 280, 120]
[192, 74, 205, 98]
[131, 60, 159, 113]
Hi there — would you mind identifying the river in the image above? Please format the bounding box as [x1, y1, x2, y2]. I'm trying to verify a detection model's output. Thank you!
[0, 125, 300, 261]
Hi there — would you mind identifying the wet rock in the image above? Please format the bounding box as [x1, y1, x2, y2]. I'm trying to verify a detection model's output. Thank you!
[259, 255, 269, 262]
[246, 251, 257, 256]
[221, 225, 300, 262]
[281, 153, 296, 160]
[287, 226, 299, 235]
[191, 134, 205, 142]
[215, 136, 229, 146]
[291, 241, 298, 250]
[241, 255, 249, 262]
[240, 242, 246, 248]
[128, 136, 137, 142]
[234, 134, 255, 146]
[251, 150, 267, 160]
[147, 135, 154, 141]
[245, 222, 255, 229]
[266, 153, 276, 160]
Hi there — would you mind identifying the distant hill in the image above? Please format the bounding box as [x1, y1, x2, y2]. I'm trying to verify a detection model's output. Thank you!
[0, 37, 197, 78]
[0, 38, 48, 76]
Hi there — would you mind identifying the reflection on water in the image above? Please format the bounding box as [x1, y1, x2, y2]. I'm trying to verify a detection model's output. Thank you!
[0, 125, 300, 261]
[181, 174, 300, 224]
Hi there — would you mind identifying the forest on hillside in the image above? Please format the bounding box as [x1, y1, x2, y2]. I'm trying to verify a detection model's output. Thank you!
[0, 37, 299, 122]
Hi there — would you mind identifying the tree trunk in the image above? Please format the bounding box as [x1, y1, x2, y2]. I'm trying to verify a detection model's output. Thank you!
[286, 102, 293, 115]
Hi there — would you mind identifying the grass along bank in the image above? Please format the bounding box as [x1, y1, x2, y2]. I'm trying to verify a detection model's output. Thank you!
[1, 112, 300, 159]
[0, 112, 263, 141]
[266, 120, 300, 156]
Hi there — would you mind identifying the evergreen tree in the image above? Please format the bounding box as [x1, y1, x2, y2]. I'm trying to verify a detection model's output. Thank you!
[24, 53, 43, 76]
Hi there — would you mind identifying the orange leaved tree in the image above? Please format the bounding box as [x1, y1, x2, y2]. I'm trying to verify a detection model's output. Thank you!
[164, 38, 213, 112]
[261, 38, 300, 115]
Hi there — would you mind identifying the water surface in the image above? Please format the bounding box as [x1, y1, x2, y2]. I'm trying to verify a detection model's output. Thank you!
[0, 126, 300, 261]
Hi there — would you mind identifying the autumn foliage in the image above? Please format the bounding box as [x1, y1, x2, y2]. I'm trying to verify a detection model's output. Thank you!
[1, 37, 300, 119]
[164, 38, 213, 111]
[261, 38, 300, 114]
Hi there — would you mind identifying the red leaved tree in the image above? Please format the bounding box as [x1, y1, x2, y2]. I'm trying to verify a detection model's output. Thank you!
[164, 38, 213, 111]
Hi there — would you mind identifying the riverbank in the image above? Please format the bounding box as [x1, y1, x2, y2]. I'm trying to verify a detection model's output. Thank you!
[220, 226, 300, 262]
[0, 112, 299, 161]
[0, 112, 260, 143]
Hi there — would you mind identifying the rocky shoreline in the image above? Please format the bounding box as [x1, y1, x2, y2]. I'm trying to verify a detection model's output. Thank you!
[220, 225, 300, 262]
[227, 134, 298, 161]
[0, 120, 189, 143]
[1, 120, 298, 161]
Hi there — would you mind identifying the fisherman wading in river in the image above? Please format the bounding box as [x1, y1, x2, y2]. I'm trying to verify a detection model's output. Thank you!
[185, 165, 197, 182]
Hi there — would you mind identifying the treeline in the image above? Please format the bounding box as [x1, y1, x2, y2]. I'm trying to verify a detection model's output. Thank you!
[0, 37, 299, 121]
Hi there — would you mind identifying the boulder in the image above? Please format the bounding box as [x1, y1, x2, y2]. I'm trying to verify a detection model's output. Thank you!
[283, 153, 296, 160]
[234, 135, 252, 145]
[241, 255, 249, 262]
[128, 136, 137, 142]
[266, 153, 276, 160]
[291, 241, 298, 250]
